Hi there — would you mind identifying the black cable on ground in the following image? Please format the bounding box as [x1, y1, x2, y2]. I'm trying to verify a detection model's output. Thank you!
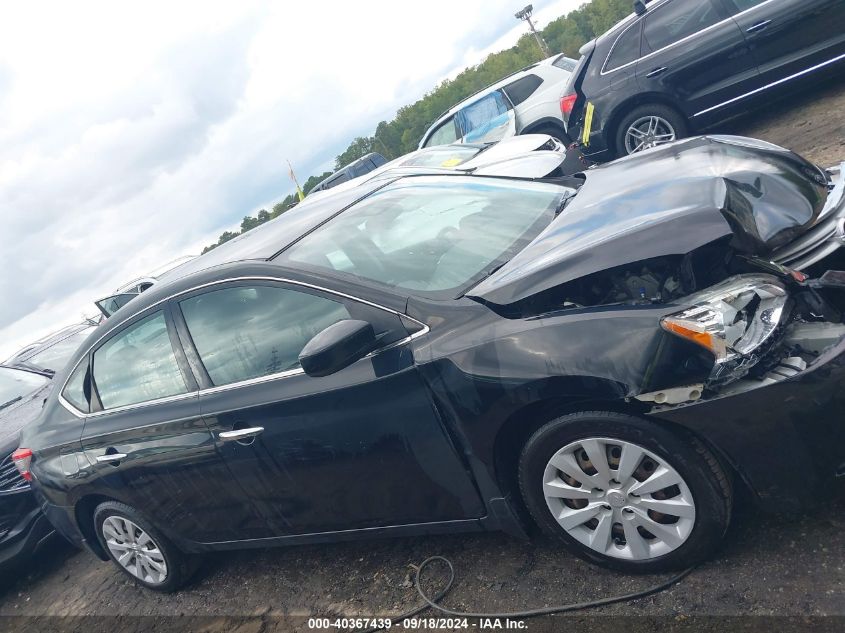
[361, 556, 697, 632]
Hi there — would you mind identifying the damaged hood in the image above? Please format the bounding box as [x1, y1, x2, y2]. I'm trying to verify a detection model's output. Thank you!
[469, 135, 830, 305]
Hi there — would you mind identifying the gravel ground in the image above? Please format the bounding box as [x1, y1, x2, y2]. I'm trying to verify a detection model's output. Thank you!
[2, 76, 845, 632]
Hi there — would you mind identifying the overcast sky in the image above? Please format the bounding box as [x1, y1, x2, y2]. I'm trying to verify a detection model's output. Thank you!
[0, 0, 585, 360]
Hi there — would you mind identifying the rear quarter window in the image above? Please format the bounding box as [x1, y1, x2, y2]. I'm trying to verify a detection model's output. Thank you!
[604, 22, 642, 72]
[503, 74, 544, 106]
[62, 362, 90, 413]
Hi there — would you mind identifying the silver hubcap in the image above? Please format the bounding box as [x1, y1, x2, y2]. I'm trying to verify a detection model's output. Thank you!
[102, 516, 168, 584]
[542, 437, 695, 560]
[625, 115, 676, 154]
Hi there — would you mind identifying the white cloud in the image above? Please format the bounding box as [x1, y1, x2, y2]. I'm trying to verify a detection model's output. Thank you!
[0, 0, 585, 360]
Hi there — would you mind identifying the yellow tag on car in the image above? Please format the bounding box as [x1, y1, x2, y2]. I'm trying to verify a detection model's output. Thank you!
[441, 158, 463, 167]
[582, 102, 595, 147]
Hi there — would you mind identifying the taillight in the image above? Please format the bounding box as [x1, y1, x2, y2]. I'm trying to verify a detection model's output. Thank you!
[560, 93, 577, 116]
[11, 448, 33, 481]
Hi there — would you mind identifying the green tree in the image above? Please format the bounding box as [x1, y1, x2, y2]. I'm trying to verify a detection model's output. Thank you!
[203, 0, 631, 255]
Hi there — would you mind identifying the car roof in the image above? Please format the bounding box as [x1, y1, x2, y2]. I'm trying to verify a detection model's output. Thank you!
[433, 53, 569, 122]
[3, 320, 98, 367]
[312, 153, 386, 191]
[154, 177, 395, 288]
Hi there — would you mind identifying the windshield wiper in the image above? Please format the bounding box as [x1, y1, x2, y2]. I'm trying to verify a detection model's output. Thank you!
[0, 363, 54, 378]
[554, 195, 573, 216]
[0, 396, 22, 413]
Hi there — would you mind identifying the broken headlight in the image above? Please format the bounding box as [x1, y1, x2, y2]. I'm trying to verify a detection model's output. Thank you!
[661, 275, 789, 383]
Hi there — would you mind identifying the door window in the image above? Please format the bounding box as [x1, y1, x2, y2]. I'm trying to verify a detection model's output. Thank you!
[423, 117, 459, 147]
[92, 312, 188, 409]
[179, 285, 351, 387]
[642, 0, 722, 53]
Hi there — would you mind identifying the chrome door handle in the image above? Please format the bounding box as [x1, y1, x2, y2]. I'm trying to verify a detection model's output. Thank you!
[96, 453, 127, 463]
[645, 66, 667, 78]
[219, 427, 264, 442]
[746, 19, 771, 33]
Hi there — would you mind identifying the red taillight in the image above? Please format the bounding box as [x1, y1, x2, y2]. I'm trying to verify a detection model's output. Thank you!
[11, 448, 33, 481]
[560, 93, 577, 116]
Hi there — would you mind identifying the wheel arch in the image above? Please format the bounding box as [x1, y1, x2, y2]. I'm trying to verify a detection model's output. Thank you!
[519, 117, 569, 138]
[74, 494, 119, 561]
[491, 395, 748, 523]
[605, 94, 690, 152]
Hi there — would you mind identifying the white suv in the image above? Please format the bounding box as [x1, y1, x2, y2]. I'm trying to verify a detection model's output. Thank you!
[418, 54, 577, 149]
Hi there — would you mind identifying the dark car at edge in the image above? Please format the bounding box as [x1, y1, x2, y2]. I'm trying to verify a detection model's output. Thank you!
[1, 321, 97, 572]
[562, 0, 845, 159]
[14, 135, 845, 591]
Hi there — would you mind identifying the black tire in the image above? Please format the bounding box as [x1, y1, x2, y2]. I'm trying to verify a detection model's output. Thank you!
[518, 411, 732, 573]
[93, 501, 199, 592]
[529, 125, 570, 145]
[614, 104, 689, 157]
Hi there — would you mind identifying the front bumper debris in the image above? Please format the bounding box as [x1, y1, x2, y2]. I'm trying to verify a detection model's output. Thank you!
[648, 317, 845, 512]
[773, 162, 845, 270]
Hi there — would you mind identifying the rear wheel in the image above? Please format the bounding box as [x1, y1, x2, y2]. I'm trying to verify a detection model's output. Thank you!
[530, 125, 569, 145]
[93, 501, 198, 592]
[615, 104, 688, 156]
[518, 411, 731, 572]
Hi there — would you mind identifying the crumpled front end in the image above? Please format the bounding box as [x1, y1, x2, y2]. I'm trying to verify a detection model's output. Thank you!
[635, 269, 845, 508]
[469, 135, 835, 307]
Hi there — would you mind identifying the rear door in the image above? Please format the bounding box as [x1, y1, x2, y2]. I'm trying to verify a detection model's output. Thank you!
[175, 280, 484, 536]
[79, 308, 274, 543]
[636, 0, 759, 119]
[724, 0, 845, 87]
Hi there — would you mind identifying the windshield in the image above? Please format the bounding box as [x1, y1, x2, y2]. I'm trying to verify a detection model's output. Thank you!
[278, 175, 567, 297]
[26, 327, 93, 373]
[399, 146, 481, 168]
[0, 367, 49, 409]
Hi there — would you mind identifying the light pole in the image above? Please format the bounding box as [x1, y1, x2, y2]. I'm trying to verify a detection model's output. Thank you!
[515, 4, 550, 58]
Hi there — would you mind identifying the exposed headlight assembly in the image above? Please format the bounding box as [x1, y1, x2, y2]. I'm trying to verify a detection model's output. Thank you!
[661, 275, 789, 384]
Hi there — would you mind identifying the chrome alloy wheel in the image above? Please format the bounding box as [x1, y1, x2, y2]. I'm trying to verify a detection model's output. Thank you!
[102, 516, 168, 584]
[542, 438, 695, 560]
[624, 115, 676, 154]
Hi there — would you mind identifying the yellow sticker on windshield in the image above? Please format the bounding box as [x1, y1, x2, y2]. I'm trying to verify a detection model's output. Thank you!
[582, 102, 595, 147]
[441, 158, 463, 167]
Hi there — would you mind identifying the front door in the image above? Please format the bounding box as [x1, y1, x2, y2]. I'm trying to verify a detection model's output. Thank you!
[725, 0, 845, 87]
[80, 308, 275, 543]
[174, 280, 485, 537]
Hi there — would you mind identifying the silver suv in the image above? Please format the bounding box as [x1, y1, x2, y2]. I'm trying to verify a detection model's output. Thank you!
[418, 54, 577, 149]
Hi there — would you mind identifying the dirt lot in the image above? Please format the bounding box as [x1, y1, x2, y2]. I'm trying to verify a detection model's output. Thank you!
[2, 78, 845, 633]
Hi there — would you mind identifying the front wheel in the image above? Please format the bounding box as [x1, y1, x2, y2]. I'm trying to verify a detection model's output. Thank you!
[615, 104, 688, 156]
[518, 411, 732, 573]
[93, 501, 198, 592]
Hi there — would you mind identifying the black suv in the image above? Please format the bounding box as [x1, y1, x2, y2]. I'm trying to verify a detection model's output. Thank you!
[562, 0, 845, 159]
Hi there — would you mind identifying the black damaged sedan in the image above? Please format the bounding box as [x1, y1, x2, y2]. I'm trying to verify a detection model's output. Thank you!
[16, 135, 845, 591]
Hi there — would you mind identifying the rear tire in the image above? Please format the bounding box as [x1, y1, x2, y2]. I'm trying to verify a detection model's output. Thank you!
[93, 501, 198, 592]
[614, 104, 688, 157]
[529, 125, 570, 145]
[518, 411, 731, 573]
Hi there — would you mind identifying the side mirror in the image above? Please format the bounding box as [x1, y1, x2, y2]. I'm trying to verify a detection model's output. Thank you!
[633, 0, 647, 16]
[299, 320, 377, 377]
